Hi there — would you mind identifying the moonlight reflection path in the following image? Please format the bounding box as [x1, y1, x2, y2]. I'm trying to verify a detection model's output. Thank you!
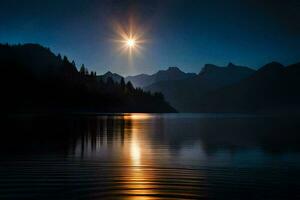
[2, 114, 299, 199]
[71, 114, 205, 199]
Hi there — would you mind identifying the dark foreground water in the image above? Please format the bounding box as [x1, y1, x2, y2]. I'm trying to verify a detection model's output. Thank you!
[1, 113, 300, 199]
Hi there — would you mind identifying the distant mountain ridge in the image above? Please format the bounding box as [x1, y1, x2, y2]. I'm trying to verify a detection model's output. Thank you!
[194, 62, 300, 112]
[77, 60, 300, 113]
[145, 63, 256, 111]
[125, 67, 197, 88]
[97, 71, 123, 83]
[6, 43, 299, 113]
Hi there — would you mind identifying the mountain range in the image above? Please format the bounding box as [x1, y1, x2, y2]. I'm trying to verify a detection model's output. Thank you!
[195, 62, 300, 112]
[98, 62, 300, 113]
[145, 63, 256, 111]
[97, 71, 123, 83]
[125, 67, 197, 88]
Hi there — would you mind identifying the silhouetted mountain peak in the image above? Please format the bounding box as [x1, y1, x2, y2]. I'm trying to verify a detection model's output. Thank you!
[258, 62, 284, 73]
[199, 64, 221, 74]
[166, 67, 182, 72]
[199, 63, 255, 76]
[260, 62, 284, 69]
[104, 71, 113, 75]
[125, 67, 196, 88]
[155, 66, 195, 81]
[98, 71, 123, 83]
[227, 62, 236, 68]
[157, 67, 183, 75]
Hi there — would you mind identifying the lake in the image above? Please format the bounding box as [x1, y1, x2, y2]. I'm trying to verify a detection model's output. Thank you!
[1, 113, 300, 199]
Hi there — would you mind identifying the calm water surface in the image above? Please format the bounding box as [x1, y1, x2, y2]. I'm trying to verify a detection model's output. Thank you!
[1, 113, 300, 199]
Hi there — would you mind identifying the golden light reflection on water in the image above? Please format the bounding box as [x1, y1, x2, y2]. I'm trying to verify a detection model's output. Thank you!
[72, 114, 203, 199]
[6, 114, 298, 199]
[130, 138, 141, 166]
[72, 113, 159, 198]
[127, 114, 154, 166]
[124, 113, 153, 120]
[125, 113, 157, 199]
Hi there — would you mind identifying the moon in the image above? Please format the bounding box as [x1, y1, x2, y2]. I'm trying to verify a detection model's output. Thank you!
[126, 39, 136, 48]
[112, 20, 146, 56]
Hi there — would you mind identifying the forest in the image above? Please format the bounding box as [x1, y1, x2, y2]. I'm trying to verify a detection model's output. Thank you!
[0, 44, 176, 113]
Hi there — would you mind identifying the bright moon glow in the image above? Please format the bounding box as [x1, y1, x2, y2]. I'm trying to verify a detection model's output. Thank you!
[126, 39, 136, 48]
[111, 18, 148, 72]
[112, 18, 147, 58]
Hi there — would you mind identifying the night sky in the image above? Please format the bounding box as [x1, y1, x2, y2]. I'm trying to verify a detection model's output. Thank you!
[0, 0, 299, 76]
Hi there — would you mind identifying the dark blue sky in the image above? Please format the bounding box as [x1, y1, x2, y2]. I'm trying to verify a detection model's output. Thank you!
[0, 0, 299, 76]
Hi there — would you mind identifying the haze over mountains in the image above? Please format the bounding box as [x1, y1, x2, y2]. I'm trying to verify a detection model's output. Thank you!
[144, 63, 256, 111]
[97, 71, 123, 83]
[125, 67, 197, 88]
[3, 43, 299, 113]
[196, 62, 300, 113]
[99, 62, 300, 113]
